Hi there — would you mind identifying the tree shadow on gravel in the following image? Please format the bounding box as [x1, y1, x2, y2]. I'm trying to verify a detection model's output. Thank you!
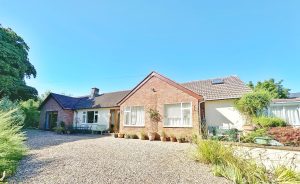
[24, 129, 109, 150]
[8, 153, 62, 183]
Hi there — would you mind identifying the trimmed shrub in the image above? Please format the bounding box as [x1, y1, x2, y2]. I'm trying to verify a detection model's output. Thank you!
[252, 116, 286, 128]
[0, 110, 26, 180]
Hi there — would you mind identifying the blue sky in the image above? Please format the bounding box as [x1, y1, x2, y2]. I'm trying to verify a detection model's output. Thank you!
[1, 1, 299, 96]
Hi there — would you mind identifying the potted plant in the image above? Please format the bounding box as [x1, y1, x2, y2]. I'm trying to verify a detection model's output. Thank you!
[125, 134, 130, 139]
[130, 134, 138, 139]
[113, 132, 118, 138]
[160, 131, 167, 142]
[177, 135, 185, 143]
[118, 133, 124, 138]
[140, 131, 147, 140]
[148, 108, 161, 141]
[170, 134, 177, 142]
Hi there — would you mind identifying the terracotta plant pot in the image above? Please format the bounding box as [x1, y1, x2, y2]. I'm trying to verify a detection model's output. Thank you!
[118, 133, 124, 138]
[170, 137, 177, 142]
[177, 138, 184, 143]
[160, 136, 167, 142]
[148, 132, 156, 141]
[243, 124, 256, 131]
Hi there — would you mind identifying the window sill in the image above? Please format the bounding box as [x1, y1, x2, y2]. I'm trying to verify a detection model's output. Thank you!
[163, 126, 193, 128]
[123, 125, 145, 128]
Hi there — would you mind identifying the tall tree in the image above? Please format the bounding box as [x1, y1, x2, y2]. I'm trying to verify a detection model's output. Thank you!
[0, 25, 38, 101]
[248, 79, 290, 99]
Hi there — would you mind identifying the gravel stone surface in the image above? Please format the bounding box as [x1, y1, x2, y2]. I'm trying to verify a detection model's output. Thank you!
[9, 130, 229, 184]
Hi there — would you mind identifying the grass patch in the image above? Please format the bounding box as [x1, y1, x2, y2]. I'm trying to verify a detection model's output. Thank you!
[0, 110, 27, 181]
[192, 139, 300, 184]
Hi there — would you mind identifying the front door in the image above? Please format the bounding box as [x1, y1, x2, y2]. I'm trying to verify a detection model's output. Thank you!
[110, 109, 120, 132]
[45, 111, 58, 130]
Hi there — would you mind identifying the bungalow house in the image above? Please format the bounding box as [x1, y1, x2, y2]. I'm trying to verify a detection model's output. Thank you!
[39, 89, 130, 131]
[39, 71, 251, 135]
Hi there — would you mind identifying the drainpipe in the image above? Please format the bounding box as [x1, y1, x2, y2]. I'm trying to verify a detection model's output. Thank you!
[198, 99, 205, 136]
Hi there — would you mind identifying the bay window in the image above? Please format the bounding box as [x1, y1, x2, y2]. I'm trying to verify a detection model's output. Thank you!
[164, 102, 192, 127]
[124, 106, 145, 126]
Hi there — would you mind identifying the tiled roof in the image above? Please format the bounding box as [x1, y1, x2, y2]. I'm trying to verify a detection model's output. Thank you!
[272, 98, 300, 103]
[47, 90, 131, 110]
[181, 76, 252, 101]
[43, 74, 250, 110]
[289, 93, 300, 99]
[74, 90, 131, 109]
[51, 93, 83, 110]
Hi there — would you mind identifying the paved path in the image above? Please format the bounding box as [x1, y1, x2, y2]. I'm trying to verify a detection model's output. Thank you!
[9, 130, 228, 184]
[237, 146, 300, 171]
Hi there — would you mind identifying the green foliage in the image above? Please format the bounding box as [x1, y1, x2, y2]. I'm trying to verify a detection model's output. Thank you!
[193, 140, 269, 183]
[192, 139, 300, 183]
[148, 108, 161, 122]
[248, 79, 290, 99]
[0, 26, 38, 101]
[53, 126, 64, 134]
[0, 110, 26, 180]
[20, 99, 40, 128]
[273, 166, 300, 183]
[241, 129, 268, 143]
[252, 116, 286, 128]
[235, 90, 272, 120]
[0, 97, 24, 126]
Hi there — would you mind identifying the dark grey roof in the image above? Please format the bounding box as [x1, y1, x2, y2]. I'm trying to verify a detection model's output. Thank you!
[42, 90, 131, 110]
[74, 90, 131, 109]
[289, 93, 300, 99]
[50, 93, 83, 110]
[181, 76, 252, 101]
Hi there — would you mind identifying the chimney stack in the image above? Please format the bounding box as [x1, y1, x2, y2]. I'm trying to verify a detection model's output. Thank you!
[90, 88, 99, 99]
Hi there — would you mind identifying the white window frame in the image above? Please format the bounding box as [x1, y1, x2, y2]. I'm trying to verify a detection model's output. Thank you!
[82, 111, 98, 124]
[123, 106, 145, 127]
[163, 102, 193, 128]
[82, 112, 87, 123]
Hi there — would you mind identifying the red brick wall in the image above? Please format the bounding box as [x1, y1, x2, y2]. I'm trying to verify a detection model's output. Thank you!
[120, 76, 201, 137]
[40, 97, 74, 129]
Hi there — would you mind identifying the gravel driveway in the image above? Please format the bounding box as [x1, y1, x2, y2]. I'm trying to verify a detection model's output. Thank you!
[9, 130, 228, 184]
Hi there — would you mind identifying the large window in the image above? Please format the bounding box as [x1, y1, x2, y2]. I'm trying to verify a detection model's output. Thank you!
[124, 106, 145, 126]
[164, 103, 192, 127]
[82, 111, 98, 123]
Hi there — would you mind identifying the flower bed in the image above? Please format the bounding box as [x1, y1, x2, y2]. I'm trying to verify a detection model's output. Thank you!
[268, 127, 300, 146]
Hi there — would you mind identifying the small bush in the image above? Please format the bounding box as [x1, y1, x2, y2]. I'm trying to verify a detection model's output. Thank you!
[129, 134, 138, 139]
[140, 131, 147, 140]
[253, 116, 286, 128]
[124, 134, 130, 139]
[241, 128, 268, 143]
[53, 126, 64, 134]
[0, 110, 27, 180]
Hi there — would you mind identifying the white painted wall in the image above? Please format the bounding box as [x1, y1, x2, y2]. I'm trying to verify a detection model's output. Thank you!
[73, 108, 111, 129]
[205, 99, 246, 130]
